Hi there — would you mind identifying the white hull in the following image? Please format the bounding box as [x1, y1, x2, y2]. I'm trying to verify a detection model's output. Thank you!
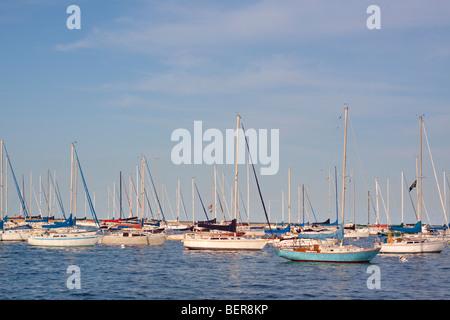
[183, 233, 268, 250]
[272, 237, 339, 248]
[28, 233, 100, 247]
[1, 229, 34, 241]
[99, 231, 165, 246]
[380, 237, 447, 254]
[166, 233, 185, 241]
[344, 228, 370, 239]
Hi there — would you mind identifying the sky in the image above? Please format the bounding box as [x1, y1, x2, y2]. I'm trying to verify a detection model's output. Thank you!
[1, 0, 450, 225]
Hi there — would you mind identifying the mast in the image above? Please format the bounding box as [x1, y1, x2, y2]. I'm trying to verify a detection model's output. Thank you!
[215, 166, 218, 220]
[341, 106, 348, 225]
[192, 177, 194, 224]
[29, 172, 32, 217]
[353, 167, 355, 225]
[247, 162, 249, 225]
[120, 171, 122, 219]
[298, 185, 300, 224]
[69, 143, 74, 215]
[5, 154, 7, 218]
[1, 139, 3, 220]
[288, 167, 291, 225]
[234, 115, 240, 221]
[141, 157, 145, 219]
[74, 161, 78, 219]
[418, 115, 422, 223]
[401, 171, 404, 224]
[177, 179, 180, 222]
[328, 168, 331, 221]
[47, 168, 50, 217]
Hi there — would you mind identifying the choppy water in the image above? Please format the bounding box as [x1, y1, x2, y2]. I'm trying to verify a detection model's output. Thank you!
[0, 237, 448, 301]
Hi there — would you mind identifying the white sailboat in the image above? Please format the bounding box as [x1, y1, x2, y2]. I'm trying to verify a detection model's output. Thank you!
[380, 116, 447, 254]
[0, 140, 37, 241]
[28, 227, 99, 247]
[28, 144, 101, 247]
[183, 115, 268, 251]
[100, 229, 165, 246]
[100, 157, 166, 246]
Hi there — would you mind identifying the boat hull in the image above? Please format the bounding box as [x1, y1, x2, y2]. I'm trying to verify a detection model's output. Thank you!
[380, 239, 446, 254]
[275, 247, 380, 263]
[28, 234, 100, 247]
[99, 233, 165, 246]
[1, 229, 33, 241]
[183, 236, 268, 251]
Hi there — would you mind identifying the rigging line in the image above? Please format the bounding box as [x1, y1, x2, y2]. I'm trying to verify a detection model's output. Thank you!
[348, 115, 371, 204]
[403, 172, 417, 220]
[73, 146, 101, 229]
[114, 184, 124, 218]
[162, 182, 176, 220]
[3, 144, 29, 218]
[179, 188, 190, 221]
[194, 181, 210, 221]
[49, 170, 66, 219]
[305, 188, 318, 223]
[137, 166, 155, 219]
[238, 188, 247, 223]
[120, 173, 134, 218]
[215, 188, 224, 218]
[221, 173, 232, 219]
[143, 156, 167, 225]
[240, 120, 273, 235]
[423, 123, 448, 224]
[376, 180, 391, 225]
[144, 184, 155, 220]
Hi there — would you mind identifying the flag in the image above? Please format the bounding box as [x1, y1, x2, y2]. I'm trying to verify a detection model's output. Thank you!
[409, 180, 417, 192]
[208, 204, 213, 212]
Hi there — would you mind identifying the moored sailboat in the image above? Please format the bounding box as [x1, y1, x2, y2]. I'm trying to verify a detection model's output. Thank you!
[182, 115, 268, 251]
[380, 116, 447, 254]
[28, 144, 101, 247]
[275, 107, 381, 263]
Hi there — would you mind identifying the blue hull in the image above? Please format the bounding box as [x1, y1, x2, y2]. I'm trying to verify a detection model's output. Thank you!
[275, 247, 380, 263]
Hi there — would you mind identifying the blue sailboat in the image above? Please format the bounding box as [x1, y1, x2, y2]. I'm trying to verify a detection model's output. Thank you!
[275, 107, 381, 263]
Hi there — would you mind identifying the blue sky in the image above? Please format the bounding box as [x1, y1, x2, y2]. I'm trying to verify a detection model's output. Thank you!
[1, 0, 450, 225]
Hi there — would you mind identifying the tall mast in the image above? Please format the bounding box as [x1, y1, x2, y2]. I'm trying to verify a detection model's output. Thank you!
[401, 171, 404, 224]
[341, 106, 348, 225]
[247, 161, 250, 225]
[1, 139, 3, 220]
[288, 167, 291, 225]
[69, 143, 74, 215]
[234, 115, 240, 221]
[141, 157, 145, 219]
[74, 161, 78, 219]
[192, 177, 195, 224]
[418, 115, 423, 223]
[214, 166, 218, 220]
[5, 154, 8, 217]
[120, 171, 122, 219]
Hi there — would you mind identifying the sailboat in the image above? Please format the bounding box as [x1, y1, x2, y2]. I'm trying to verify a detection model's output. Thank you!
[380, 116, 447, 254]
[182, 115, 268, 251]
[275, 107, 381, 263]
[0, 140, 36, 241]
[28, 143, 101, 247]
[100, 156, 166, 246]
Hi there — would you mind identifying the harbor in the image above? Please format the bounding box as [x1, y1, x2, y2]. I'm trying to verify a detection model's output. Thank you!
[1, 0, 449, 304]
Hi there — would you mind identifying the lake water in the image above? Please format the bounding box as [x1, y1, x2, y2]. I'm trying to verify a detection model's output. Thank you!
[0, 237, 448, 304]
